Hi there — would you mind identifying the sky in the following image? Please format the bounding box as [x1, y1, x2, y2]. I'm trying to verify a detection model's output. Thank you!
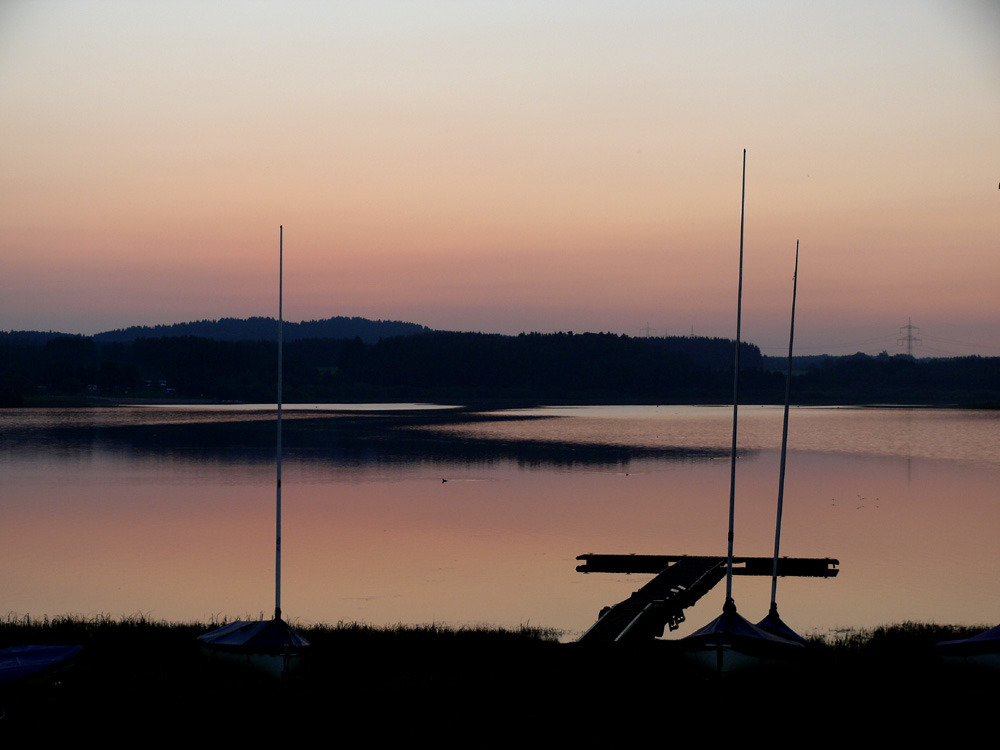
[1, 0, 997, 357]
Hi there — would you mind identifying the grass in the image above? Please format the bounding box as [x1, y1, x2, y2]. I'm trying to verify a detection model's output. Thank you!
[1, 615, 996, 738]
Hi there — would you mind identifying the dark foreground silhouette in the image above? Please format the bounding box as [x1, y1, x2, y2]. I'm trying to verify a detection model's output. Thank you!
[0, 617, 995, 739]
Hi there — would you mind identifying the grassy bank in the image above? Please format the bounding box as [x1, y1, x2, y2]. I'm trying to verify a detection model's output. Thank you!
[1, 615, 995, 737]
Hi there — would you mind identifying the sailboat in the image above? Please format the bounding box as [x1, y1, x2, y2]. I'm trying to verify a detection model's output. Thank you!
[679, 151, 804, 672]
[198, 226, 310, 679]
[755, 241, 810, 646]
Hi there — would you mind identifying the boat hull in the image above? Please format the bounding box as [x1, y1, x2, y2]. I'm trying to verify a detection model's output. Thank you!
[198, 619, 308, 680]
[681, 642, 797, 674]
[198, 644, 303, 680]
[938, 652, 1000, 671]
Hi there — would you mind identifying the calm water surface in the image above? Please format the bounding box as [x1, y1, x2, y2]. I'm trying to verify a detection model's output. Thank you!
[2, 405, 998, 640]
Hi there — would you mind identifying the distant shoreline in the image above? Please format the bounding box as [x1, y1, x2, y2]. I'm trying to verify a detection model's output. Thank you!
[7, 331, 998, 408]
[8, 396, 998, 411]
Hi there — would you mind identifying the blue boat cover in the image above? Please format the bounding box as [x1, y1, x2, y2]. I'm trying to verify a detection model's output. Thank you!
[0, 645, 83, 685]
[682, 608, 805, 657]
[756, 609, 811, 646]
[936, 624, 1000, 655]
[198, 618, 309, 652]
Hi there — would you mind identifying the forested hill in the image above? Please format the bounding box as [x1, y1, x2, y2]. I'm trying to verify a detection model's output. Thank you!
[91, 316, 431, 343]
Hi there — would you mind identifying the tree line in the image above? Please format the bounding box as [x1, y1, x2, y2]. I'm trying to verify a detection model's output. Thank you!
[1, 329, 997, 407]
[1, 331, 770, 405]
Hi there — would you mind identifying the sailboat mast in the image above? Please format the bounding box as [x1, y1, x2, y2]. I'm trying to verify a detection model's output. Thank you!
[724, 149, 747, 608]
[768, 241, 799, 611]
[275, 225, 283, 620]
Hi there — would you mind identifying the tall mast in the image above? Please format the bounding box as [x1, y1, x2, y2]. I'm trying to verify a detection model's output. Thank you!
[724, 149, 747, 610]
[275, 225, 283, 620]
[768, 241, 799, 613]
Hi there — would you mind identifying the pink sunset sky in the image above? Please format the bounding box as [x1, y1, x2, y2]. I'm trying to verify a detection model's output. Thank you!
[1, 1, 997, 356]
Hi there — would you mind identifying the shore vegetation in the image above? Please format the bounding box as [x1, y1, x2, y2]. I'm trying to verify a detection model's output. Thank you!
[1, 615, 994, 736]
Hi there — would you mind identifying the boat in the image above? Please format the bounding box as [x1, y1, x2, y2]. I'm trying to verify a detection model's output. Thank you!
[198, 226, 309, 679]
[937, 625, 1000, 670]
[681, 603, 804, 673]
[197, 619, 308, 679]
[678, 151, 804, 671]
[0, 644, 82, 686]
[755, 241, 811, 647]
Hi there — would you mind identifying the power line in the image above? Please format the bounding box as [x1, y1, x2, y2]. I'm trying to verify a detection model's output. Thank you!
[777, 323, 1000, 358]
[922, 334, 1000, 354]
[654, 320, 998, 357]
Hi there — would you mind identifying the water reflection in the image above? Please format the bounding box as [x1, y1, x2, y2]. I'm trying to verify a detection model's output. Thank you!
[1, 406, 998, 640]
[1, 407, 734, 468]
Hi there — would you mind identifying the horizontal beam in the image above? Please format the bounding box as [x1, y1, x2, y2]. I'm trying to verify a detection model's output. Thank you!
[576, 553, 838, 578]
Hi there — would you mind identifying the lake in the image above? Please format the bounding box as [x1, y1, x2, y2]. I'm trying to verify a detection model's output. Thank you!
[2, 404, 998, 641]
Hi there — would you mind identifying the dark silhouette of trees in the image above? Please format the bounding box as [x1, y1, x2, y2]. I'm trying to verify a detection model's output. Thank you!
[2, 328, 997, 406]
